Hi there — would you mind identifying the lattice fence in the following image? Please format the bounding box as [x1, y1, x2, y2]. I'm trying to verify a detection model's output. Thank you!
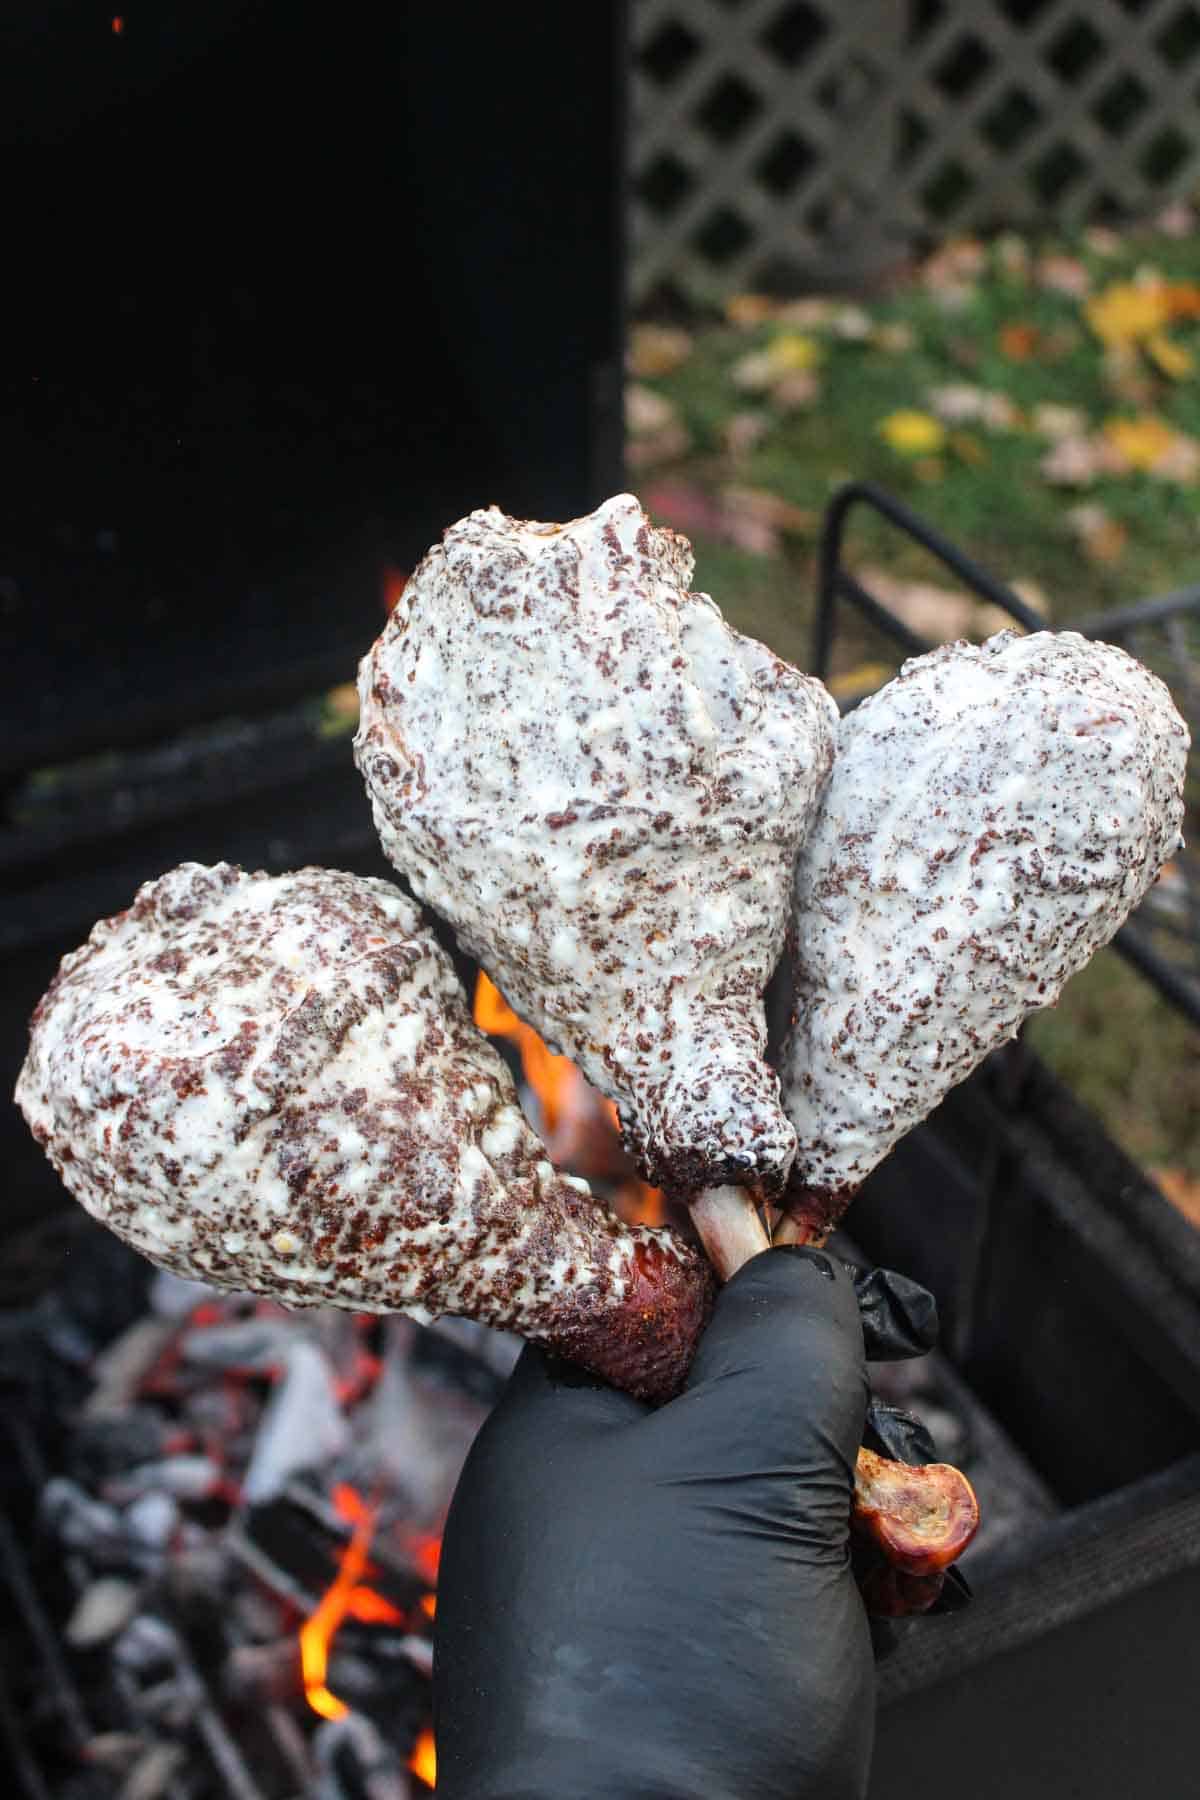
[631, 0, 1200, 301]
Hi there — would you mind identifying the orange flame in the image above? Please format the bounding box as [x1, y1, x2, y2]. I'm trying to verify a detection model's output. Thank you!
[473, 972, 667, 1225]
[410, 1725, 437, 1788]
[472, 971, 581, 1136]
[300, 1487, 391, 1720]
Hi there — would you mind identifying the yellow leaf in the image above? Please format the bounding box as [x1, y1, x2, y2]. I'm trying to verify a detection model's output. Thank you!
[1085, 281, 1170, 346]
[1144, 332, 1194, 380]
[828, 661, 893, 701]
[1102, 414, 1176, 470]
[879, 409, 946, 455]
[767, 332, 822, 372]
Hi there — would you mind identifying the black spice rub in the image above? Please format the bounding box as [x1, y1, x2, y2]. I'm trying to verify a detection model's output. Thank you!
[15, 863, 714, 1403]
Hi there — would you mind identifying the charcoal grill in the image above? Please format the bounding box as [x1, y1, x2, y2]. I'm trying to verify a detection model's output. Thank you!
[812, 484, 1200, 1800]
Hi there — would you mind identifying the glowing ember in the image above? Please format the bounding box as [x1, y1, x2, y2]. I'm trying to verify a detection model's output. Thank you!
[299, 1487, 385, 1721]
[410, 1726, 437, 1788]
[473, 972, 668, 1225]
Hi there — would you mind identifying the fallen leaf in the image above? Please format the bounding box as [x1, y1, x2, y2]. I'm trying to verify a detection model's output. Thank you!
[721, 485, 815, 537]
[995, 233, 1031, 278]
[628, 323, 693, 378]
[1083, 226, 1123, 257]
[857, 567, 974, 638]
[1032, 402, 1089, 441]
[776, 297, 834, 328]
[879, 409, 946, 455]
[731, 350, 777, 392]
[1163, 283, 1200, 321]
[625, 384, 690, 467]
[999, 322, 1040, 360]
[1156, 200, 1196, 239]
[1064, 502, 1127, 566]
[1150, 433, 1200, 482]
[768, 331, 823, 372]
[1144, 332, 1194, 380]
[625, 383, 676, 436]
[1102, 413, 1178, 470]
[832, 305, 872, 340]
[771, 369, 821, 411]
[1085, 281, 1169, 347]
[1040, 435, 1104, 485]
[928, 384, 1019, 430]
[1035, 254, 1090, 298]
[725, 293, 777, 328]
[828, 661, 893, 701]
[871, 321, 915, 353]
[722, 411, 769, 457]
[1102, 344, 1159, 407]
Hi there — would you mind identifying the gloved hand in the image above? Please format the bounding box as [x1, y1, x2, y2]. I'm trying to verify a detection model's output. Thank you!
[433, 1247, 876, 1800]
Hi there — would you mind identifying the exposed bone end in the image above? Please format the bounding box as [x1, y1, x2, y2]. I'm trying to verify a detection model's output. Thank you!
[853, 1446, 980, 1575]
[776, 1180, 857, 1246]
[856, 1564, 947, 1618]
[535, 1233, 716, 1406]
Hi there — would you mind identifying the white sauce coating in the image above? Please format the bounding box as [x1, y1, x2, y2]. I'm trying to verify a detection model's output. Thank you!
[355, 493, 838, 1197]
[15, 864, 708, 1389]
[780, 631, 1189, 1218]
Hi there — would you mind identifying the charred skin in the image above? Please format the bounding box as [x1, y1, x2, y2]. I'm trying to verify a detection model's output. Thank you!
[852, 1446, 980, 1576]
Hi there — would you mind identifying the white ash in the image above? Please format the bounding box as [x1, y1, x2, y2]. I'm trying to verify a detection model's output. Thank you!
[355, 492, 839, 1198]
[781, 630, 1189, 1224]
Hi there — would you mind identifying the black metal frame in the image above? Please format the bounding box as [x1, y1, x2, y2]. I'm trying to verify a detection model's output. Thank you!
[812, 480, 1200, 1029]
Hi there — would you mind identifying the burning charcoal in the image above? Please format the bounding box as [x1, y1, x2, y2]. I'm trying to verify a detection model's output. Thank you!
[312, 1713, 412, 1800]
[41, 1476, 130, 1561]
[179, 1317, 300, 1373]
[17, 862, 713, 1404]
[149, 1267, 222, 1318]
[362, 1321, 488, 1531]
[223, 1638, 304, 1707]
[65, 1575, 143, 1648]
[81, 1733, 146, 1773]
[116, 1742, 189, 1800]
[243, 1341, 349, 1505]
[354, 494, 838, 1257]
[778, 631, 1189, 1241]
[105, 1455, 222, 1505]
[112, 1614, 181, 1676]
[123, 1491, 179, 1552]
[67, 1408, 169, 1482]
[82, 1317, 177, 1414]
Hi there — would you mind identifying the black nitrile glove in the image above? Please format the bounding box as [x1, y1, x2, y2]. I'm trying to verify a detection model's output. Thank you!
[433, 1247, 875, 1800]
